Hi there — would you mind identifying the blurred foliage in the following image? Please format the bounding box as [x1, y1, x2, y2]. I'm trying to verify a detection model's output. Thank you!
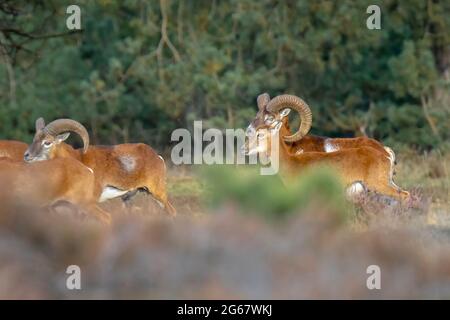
[168, 175, 205, 198]
[0, 0, 449, 150]
[201, 165, 350, 222]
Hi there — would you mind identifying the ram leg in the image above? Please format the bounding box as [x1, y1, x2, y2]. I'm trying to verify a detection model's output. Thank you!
[142, 177, 176, 217]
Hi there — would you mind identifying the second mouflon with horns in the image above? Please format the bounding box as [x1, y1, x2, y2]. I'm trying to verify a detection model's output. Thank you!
[243, 94, 409, 200]
[248, 93, 395, 159]
[24, 118, 176, 215]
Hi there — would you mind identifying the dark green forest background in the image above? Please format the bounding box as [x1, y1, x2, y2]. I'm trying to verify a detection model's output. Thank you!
[0, 0, 449, 151]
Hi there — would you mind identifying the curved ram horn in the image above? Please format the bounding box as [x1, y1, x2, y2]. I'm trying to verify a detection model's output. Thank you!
[266, 94, 312, 142]
[44, 119, 90, 153]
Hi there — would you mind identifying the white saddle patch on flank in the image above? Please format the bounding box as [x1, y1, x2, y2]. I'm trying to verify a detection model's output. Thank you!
[99, 186, 129, 202]
[324, 139, 339, 152]
[118, 155, 136, 172]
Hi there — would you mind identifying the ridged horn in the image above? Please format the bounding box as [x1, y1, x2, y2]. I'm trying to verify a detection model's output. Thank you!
[266, 94, 312, 142]
[257, 93, 270, 110]
[43, 119, 90, 153]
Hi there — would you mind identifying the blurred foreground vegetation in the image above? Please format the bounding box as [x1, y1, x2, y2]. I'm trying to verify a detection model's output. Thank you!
[1, 153, 450, 299]
[0, 0, 449, 151]
[201, 165, 350, 222]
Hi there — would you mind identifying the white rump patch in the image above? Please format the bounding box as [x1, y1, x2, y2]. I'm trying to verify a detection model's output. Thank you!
[346, 181, 366, 199]
[383, 146, 401, 190]
[99, 186, 130, 202]
[324, 139, 339, 152]
[118, 155, 136, 172]
[158, 155, 166, 169]
[384, 146, 395, 165]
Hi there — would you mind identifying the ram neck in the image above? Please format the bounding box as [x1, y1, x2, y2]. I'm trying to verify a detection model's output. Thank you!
[53, 143, 83, 161]
[280, 121, 297, 154]
[276, 127, 304, 178]
[278, 137, 296, 166]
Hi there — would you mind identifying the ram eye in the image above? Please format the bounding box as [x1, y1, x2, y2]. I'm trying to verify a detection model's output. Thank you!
[265, 115, 274, 123]
[43, 141, 52, 147]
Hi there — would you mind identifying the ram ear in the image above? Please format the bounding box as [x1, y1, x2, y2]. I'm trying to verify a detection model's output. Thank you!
[36, 118, 45, 131]
[56, 132, 70, 143]
[279, 108, 291, 118]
